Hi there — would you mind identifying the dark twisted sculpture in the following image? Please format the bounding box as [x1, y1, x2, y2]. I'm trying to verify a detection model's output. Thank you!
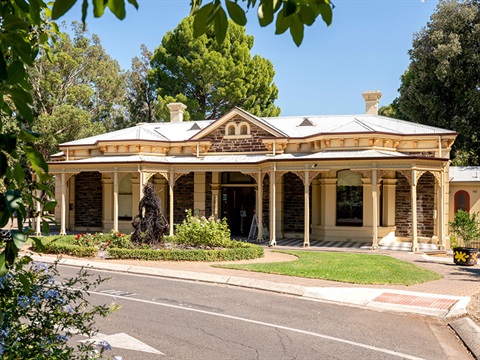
[131, 182, 169, 244]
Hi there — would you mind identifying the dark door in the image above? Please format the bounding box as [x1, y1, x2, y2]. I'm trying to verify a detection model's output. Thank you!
[221, 187, 254, 236]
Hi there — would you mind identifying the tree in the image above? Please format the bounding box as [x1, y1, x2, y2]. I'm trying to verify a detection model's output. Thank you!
[124, 44, 158, 127]
[151, 17, 281, 121]
[394, 0, 480, 165]
[29, 22, 126, 156]
[0, 0, 333, 272]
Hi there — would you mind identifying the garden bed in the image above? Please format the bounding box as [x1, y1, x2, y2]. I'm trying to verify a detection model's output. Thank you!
[32, 232, 264, 262]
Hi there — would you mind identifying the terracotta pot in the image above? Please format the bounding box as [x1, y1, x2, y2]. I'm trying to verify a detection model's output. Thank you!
[453, 247, 479, 266]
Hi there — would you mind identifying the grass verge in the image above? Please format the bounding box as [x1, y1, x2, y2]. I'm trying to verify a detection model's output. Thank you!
[216, 250, 442, 285]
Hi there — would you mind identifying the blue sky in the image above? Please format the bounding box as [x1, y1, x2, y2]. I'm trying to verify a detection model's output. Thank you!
[61, 0, 440, 117]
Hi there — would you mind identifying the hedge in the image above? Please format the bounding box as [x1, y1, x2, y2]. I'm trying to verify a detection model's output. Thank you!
[107, 244, 264, 261]
[33, 241, 97, 258]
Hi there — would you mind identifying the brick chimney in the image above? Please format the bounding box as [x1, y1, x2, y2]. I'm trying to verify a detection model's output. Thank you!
[362, 91, 382, 115]
[167, 102, 187, 122]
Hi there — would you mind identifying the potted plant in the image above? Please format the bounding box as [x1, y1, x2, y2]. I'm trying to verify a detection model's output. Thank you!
[449, 209, 480, 266]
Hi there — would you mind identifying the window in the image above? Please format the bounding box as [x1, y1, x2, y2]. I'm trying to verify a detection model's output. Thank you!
[118, 174, 133, 220]
[336, 170, 363, 226]
[227, 124, 236, 135]
[454, 190, 470, 213]
[225, 122, 250, 137]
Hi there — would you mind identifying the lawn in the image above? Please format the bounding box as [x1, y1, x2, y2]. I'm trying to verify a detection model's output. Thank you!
[216, 251, 442, 285]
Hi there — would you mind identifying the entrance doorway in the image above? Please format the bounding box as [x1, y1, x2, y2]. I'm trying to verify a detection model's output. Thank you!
[221, 187, 255, 236]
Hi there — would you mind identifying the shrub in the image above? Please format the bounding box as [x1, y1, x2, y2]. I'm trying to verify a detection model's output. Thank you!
[32, 237, 98, 258]
[174, 210, 231, 248]
[107, 243, 264, 261]
[0, 257, 119, 359]
[449, 209, 480, 248]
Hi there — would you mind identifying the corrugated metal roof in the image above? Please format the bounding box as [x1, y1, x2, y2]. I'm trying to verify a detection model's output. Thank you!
[450, 166, 480, 182]
[52, 149, 412, 166]
[263, 114, 454, 137]
[59, 109, 454, 148]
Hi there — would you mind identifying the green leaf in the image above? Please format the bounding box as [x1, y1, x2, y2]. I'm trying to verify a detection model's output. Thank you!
[4, 241, 19, 266]
[5, 190, 22, 212]
[258, 2, 274, 27]
[275, 9, 290, 35]
[18, 273, 31, 293]
[41, 220, 51, 234]
[93, 0, 106, 17]
[19, 126, 41, 141]
[13, 0, 29, 13]
[0, 252, 7, 277]
[214, 7, 228, 44]
[314, 1, 332, 26]
[43, 200, 57, 212]
[285, 0, 297, 17]
[0, 49, 7, 81]
[0, 133, 16, 152]
[0, 206, 10, 228]
[8, 87, 33, 123]
[2, 14, 29, 31]
[52, 0, 78, 19]
[298, 5, 316, 26]
[24, 146, 49, 181]
[30, 236, 46, 252]
[0, 154, 7, 178]
[6, 61, 26, 85]
[107, 0, 126, 20]
[289, 16, 304, 46]
[11, 230, 26, 250]
[13, 164, 25, 185]
[193, 3, 214, 38]
[29, 0, 42, 25]
[82, 0, 88, 23]
[127, 0, 138, 10]
[226, 0, 247, 26]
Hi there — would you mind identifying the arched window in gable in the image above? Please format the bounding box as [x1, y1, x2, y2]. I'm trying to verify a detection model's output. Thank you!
[454, 190, 470, 213]
[239, 123, 250, 135]
[226, 123, 236, 135]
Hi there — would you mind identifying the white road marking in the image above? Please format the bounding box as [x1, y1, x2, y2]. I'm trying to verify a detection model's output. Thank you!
[90, 290, 426, 360]
[81, 332, 164, 355]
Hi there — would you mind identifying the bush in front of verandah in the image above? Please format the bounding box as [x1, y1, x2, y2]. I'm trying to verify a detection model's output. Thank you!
[0, 257, 119, 359]
[172, 210, 231, 249]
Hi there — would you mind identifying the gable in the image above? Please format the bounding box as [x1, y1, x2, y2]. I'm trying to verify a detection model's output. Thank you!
[203, 115, 273, 153]
[191, 107, 285, 140]
[188, 107, 285, 153]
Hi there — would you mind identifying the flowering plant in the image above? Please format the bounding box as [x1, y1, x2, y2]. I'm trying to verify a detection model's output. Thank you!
[0, 257, 120, 359]
[99, 231, 133, 250]
[74, 233, 103, 247]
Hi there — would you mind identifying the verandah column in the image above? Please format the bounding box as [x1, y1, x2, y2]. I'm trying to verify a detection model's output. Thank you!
[304, 169, 310, 248]
[60, 173, 66, 235]
[257, 171, 263, 242]
[169, 171, 174, 236]
[113, 171, 118, 232]
[411, 169, 418, 252]
[269, 168, 276, 246]
[372, 169, 378, 250]
[438, 170, 446, 249]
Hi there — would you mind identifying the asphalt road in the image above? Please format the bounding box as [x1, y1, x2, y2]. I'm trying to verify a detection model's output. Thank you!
[57, 265, 472, 360]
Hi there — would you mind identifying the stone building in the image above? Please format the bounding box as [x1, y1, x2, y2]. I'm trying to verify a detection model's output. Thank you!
[49, 91, 458, 251]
